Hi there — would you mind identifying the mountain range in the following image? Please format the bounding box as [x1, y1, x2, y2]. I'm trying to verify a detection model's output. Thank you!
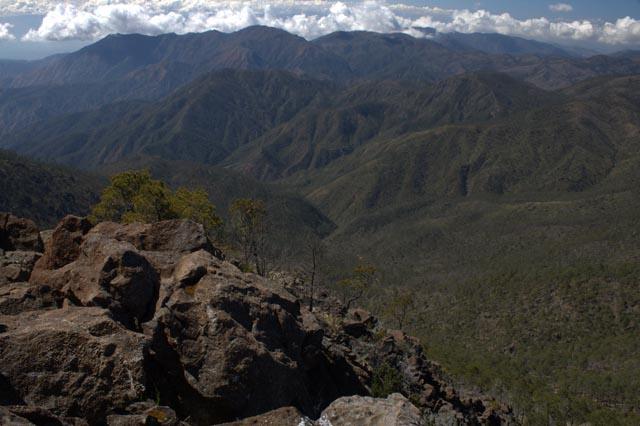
[1, 25, 640, 424]
[2, 26, 640, 136]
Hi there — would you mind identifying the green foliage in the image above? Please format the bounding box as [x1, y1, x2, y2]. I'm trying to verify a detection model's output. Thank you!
[171, 187, 223, 235]
[371, 363, 403, 398]
[91, 170, 168, 223]
[91, 170, 221, 233]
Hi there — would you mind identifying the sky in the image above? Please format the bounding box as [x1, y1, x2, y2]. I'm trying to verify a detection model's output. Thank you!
[0, 0, 639, 60]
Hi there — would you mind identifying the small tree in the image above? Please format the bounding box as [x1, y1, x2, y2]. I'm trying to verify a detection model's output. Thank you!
[305, 239, 325, 312]
[229, 198, 269, 276]
[384, 288, 417, 329]
[337, 263, 377, 311]
[371, 362, 403, 398]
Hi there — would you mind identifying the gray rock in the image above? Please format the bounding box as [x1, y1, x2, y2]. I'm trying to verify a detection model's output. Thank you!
[320, 393, 423, 426]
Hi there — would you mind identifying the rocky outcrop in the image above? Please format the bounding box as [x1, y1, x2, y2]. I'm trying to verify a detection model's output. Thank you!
[0, 214, 514, 425]
[0, 213, 43, 253]
[31, 233, 160, 328]
[145, 250, 366, 424]
[0, 213, 44, 286]
[221, 394, 422, 426]
[278, 275, 514, 425]
[106, 403, 182, 426]
[35, 215, 92, 270]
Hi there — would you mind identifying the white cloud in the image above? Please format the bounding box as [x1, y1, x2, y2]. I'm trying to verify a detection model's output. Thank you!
[0, 22, 15, 40]
[11, 1, 640, 46]
[549, 3, 573, 13]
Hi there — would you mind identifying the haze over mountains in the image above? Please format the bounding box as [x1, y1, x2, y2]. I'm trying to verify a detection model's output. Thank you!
[2, 25, 640, 424]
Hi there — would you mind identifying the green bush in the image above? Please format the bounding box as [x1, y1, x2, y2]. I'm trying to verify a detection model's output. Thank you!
[371, 362, 403, 398]
[90, 170, 222, 234]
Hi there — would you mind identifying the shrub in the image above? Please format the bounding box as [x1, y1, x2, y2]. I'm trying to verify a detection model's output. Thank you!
[91, 170, 222, 235]
[371, 362, 403, 398]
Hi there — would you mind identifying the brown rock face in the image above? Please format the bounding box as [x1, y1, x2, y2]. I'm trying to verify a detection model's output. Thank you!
[0, 282, 62, 315]
[0, 307, 148, 423]
[0, 213, 43, 252]
[90, 220, 215, 254]
[106, 403, 180, 426]
[35, 215, 92, 270]
[1, 405, 89, 425]
[219, 407, 308, 425]
[31, 233, 160, 328]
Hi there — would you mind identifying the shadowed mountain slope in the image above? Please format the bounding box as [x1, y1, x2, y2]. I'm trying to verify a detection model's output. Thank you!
[0, 149, 103, 227]
[5, 70, 557, 175]
[4, 70, 332, 167]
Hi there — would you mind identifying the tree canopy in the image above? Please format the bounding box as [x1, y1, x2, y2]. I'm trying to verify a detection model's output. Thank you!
[91, 170, 222, 233]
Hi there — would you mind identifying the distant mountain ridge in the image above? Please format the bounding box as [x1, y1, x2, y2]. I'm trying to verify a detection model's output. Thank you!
[435, 31, 573, 56]
[8, 27, 352, 88]
[2, 26, 640, 137]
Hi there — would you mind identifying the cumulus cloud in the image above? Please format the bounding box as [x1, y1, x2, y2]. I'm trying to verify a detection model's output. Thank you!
[549, 3, 573, 13]
[0, 22, 15, 40]
[10, 1, 640, 46]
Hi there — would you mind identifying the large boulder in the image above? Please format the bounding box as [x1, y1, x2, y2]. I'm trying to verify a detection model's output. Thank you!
[89, 220, 216, 255]
[0, 214, 43, 253]
[35, 215, 92, 270]
[219, 394, 423, 426]
[106, 403, 180, 426]
[87, 220, 223, 279]
[30, 234, 160, 328]
[147, 251, 366, 424]
[320, 393, 423, 426]
[1, 405, 88, 425]
[219, 407, 310, 425]
[0, 307, 148, 423]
